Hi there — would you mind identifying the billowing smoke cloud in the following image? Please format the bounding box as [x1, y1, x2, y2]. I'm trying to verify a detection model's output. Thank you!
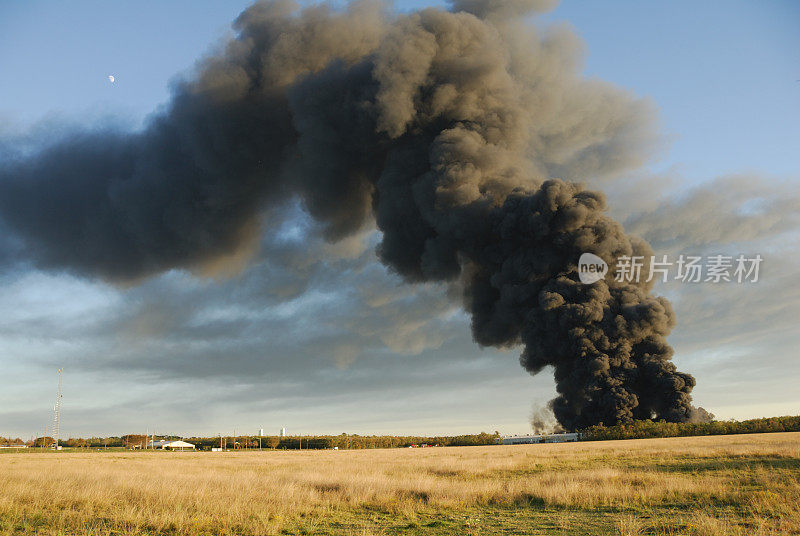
[530, 404, 564, 435]
[0, 0, 694, 429]
[688, 406, 715, 424]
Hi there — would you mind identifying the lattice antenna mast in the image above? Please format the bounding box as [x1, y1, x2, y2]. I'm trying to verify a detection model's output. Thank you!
[52, 368, 63, 449]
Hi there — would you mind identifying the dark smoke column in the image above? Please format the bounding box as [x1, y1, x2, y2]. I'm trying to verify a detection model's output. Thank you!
[364, 0, 696, 428]
[466, 185, 695, 429]
[0, 0, 695, 429]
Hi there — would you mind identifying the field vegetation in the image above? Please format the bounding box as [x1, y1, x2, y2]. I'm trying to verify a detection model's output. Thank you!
[1, 432, 798, 535]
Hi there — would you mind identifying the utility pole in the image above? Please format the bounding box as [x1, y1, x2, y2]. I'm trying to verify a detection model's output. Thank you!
[52, 369, 63, 450]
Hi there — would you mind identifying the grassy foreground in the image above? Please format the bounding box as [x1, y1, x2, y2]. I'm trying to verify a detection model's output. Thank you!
[0, 432, 798, 535]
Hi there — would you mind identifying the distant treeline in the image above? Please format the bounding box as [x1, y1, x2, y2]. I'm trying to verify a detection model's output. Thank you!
[581, 416, 800, 441]
[186, 432, 501, 450]
[10, 432, 501, 450]
[8, 417, 800, 450]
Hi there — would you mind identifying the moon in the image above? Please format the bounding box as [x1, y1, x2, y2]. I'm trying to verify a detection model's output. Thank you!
[108, 75, 115, 83]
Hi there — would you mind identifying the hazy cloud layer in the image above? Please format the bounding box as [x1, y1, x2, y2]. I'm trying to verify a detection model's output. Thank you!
[625, 175, 800, 252]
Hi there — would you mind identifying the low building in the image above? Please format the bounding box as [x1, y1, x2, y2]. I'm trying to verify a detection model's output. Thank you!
[149, 440, 195, 451]
[501, 433, 581, 445]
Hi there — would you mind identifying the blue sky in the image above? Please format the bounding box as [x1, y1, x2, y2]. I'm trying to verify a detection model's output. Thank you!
[545, 1, 800, 180]
[0, 1, 798, 440]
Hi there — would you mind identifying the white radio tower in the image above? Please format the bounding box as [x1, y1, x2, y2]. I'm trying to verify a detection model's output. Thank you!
[52, 369, 63, 450]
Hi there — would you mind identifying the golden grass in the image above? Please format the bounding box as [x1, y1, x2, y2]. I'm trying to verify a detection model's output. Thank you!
[1, 432, 799, 535]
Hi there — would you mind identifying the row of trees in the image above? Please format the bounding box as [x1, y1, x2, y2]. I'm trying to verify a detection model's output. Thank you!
[581, 415, 800, 441]
[12, 436, 187, 449]
[186, 432, 501, 450]
[6, 432, 501, 450]
[9, 417, 800, 450]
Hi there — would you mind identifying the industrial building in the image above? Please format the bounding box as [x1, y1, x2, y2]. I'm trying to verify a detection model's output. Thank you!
[149, 440, 196, 451]
[502, 433, 581, 445]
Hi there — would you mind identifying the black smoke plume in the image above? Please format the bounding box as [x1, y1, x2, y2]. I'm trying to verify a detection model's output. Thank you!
[0, 0, 695, 429]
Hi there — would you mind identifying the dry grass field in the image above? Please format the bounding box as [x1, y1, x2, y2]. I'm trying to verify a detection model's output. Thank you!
[1, 432, 798, 535]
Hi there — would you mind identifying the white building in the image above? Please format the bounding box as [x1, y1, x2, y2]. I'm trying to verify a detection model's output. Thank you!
[501, 433, 580, 445]
[149, 440, 195, 451]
